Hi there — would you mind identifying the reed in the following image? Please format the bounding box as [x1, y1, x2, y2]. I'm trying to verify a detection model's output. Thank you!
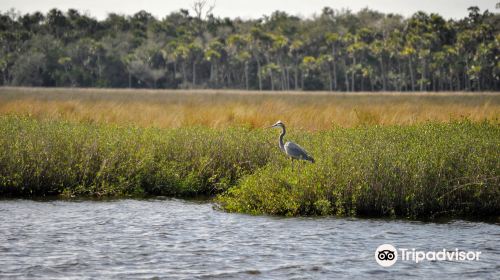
[1, 87, 498, 130]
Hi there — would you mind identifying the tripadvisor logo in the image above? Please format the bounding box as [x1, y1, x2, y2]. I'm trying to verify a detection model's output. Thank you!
[375, 244, 482, 267]
[375, 244, 397, 267]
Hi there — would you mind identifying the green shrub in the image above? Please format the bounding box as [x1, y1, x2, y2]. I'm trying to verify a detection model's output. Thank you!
[217, 121, 500, 218]
[0, 116, 273, 197]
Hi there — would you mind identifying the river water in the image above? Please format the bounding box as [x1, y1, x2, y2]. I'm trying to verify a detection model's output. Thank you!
[0, 199, 498, 279]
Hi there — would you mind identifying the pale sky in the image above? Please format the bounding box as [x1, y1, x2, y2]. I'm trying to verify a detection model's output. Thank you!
[0, 0, 497, 20]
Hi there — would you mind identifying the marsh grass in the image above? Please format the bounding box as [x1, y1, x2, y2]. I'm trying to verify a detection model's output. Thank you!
[1, 87, 499, 130]
[1, 88, 499, 218]
[0, 116, 274, 197]
[217, 121, 500, 218]
[0, 115, 498, 218]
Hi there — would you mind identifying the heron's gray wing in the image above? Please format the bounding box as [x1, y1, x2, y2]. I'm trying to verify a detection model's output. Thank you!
[284, 141, 313, 161]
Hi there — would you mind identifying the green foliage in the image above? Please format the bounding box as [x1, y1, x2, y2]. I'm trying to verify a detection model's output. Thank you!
[0, 116, 273, 197]
[217, 121, 500, 218]
[0, 7, 498, 90]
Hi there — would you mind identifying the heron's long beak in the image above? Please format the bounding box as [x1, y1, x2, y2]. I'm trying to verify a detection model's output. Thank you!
[269, 124, 277, 128]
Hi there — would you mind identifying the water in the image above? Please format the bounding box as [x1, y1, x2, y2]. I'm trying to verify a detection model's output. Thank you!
[0, 199, 498, 279]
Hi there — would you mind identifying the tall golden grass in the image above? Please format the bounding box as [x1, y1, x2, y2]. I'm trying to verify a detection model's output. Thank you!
[0, 87, 498, 130]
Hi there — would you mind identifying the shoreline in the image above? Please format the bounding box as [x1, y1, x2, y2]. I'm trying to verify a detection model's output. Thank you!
[1, 196, 499, 223]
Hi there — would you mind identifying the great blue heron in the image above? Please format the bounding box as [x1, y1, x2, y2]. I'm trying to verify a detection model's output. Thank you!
[270, 121, 315, 168]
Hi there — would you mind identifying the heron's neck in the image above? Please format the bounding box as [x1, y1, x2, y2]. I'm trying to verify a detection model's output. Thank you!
[279, 126, 286, 151]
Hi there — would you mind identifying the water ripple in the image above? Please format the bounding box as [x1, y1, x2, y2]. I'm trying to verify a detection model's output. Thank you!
[0, 199, 498, 279]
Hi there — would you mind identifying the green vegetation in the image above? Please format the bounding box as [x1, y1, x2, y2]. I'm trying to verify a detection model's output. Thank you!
[218, 121, 500, 218]
[0, 5, 498, 91]
[0, 116, 498, 218]
[0, 116, 273, 197]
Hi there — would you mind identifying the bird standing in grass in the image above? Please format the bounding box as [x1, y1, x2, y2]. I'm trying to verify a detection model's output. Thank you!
[270, 121, 315, 170]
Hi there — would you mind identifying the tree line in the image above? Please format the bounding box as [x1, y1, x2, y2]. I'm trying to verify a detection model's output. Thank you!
[0, 6, 499, 91]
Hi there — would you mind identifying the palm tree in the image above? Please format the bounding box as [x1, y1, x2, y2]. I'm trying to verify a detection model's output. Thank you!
[325, 33, 340, 90]
[289, 39, 304, 90]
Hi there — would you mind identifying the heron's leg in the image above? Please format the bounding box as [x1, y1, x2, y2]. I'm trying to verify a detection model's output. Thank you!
[290, 158, 294, 171]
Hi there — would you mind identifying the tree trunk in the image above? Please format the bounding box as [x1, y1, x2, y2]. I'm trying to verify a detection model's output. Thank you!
[448, 68, 453, 91]
[215, 63, 219, 86]
[379, 57, 386, 91]
[301, 71, 304, 89]
[397, 59, 403, 91]
[351, 56, 356, 92]
[419, 59, 426, 91]
[97, 54, 102, 83]
[465, 60, 471, 90]
[343, 58, 349, 91]
[333, 61, 337, 90]
[332, 46, 337, 90]
[328, 64, 333, 91]
[409, 57, 415, 91]
[285, 67, 290, 90]
[227, 70, 232, 86]
[280, 65, 286, 90]
[192, 62, 196, 85]
[182, 63, 187, 84]
[2, 70, 6, 85]
[294, 59, 299, 90]
[257, 59, 262, 91]
[244, 62, 249, 90]
[173, 62, 177, 86]
[210, 63, 214, 83]
[270, 71, 274, 91]
[433, 72, 437, 91]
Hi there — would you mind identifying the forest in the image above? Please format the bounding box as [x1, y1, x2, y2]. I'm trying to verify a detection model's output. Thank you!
[0, 5, 499, 91]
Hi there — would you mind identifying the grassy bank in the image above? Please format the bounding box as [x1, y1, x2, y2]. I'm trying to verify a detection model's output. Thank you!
[0, 116, 274, 197]
[218, 121, 499, 218]
[0, 116, 498, 218]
